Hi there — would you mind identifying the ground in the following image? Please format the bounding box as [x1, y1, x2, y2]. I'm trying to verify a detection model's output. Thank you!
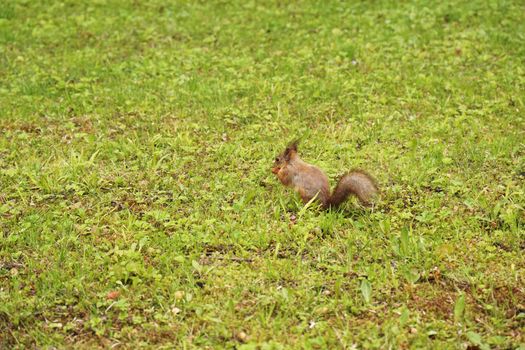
[0, 0, 524, 348]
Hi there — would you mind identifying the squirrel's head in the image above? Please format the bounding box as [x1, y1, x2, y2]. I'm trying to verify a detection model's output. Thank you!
[271, 140, 298, 174]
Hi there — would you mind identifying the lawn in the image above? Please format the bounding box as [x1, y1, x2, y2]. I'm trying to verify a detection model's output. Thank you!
[1, 0, 524, 348]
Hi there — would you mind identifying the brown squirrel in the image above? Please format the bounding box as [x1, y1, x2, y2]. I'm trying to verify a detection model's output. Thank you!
[271, 140, 378, 209]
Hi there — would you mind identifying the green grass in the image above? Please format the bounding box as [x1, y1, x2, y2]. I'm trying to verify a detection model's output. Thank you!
[1, 0, 524, 348]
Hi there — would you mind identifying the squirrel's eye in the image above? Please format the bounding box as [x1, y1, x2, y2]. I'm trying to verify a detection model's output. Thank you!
[275, 157, 280, 162]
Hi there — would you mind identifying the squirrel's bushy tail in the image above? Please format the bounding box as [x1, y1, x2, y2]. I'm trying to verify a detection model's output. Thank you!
[328, 170, 378, 207]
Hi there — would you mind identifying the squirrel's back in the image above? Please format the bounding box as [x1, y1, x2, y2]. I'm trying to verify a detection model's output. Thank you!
[285, 157, 331, 206]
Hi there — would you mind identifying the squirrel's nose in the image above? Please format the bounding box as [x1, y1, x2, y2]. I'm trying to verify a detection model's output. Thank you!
[271, 167, 280, 174]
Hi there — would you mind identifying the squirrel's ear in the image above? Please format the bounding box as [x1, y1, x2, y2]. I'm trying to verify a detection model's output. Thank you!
[288, 139, 299, 152]
[284, 139, 299, 161]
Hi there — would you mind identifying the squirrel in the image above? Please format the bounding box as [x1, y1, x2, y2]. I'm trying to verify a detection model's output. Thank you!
[271, 140, 378, 209]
